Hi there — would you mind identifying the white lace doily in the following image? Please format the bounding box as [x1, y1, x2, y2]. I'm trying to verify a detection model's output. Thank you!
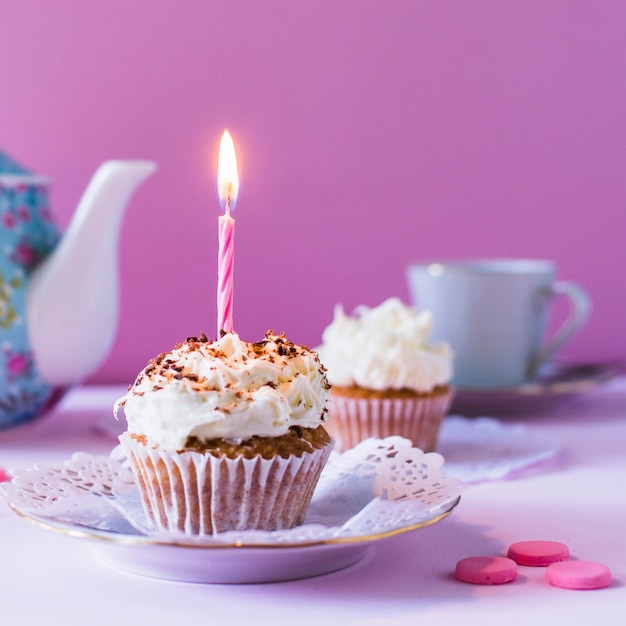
[438, 416, 560, 483]
[0, 437, 463, 546]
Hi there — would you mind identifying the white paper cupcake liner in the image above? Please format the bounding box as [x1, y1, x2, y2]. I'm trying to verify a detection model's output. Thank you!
[119, 432, 333, 535]
[324, 390, 453, 452]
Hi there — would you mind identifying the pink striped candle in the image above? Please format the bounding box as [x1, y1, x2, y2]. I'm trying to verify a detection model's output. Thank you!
[217, 130, 239, 335]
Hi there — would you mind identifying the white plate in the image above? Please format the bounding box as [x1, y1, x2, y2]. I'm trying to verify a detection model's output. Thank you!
[14, 504, 456, 584]
[1, 438, 463, 583]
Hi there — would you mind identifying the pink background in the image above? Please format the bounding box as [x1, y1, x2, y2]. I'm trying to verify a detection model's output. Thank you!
[1, 1, 624, 384]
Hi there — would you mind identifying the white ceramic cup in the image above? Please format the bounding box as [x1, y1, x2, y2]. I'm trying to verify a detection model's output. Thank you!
[406, 259, 591, 387]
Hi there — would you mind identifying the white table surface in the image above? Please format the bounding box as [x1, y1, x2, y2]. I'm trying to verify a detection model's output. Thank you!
[0, 381, 625, 625]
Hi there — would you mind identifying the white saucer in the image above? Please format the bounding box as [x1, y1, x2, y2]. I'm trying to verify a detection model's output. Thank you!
[451, 361, 619, 416]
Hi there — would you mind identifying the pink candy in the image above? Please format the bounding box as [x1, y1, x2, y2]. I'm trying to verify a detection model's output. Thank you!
[507, 540, 570, 566]
[546, 560, 613, 590]
[455, 556, 518, 585]
[455, 539, 612, 590]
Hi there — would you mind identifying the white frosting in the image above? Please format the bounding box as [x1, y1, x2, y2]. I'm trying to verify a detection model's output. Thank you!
[316, 298, 453, 392]
[116, 332, 330, 450]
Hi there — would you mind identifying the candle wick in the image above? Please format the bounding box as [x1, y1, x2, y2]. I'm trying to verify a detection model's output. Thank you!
[226, 182, 233, 213]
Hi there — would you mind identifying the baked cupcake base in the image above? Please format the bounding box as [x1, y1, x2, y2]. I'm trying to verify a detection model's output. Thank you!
[324, 385, 453, 452]
[119, 426, 333, 536]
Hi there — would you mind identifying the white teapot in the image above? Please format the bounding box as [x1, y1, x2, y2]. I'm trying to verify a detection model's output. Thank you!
[0, 152, 156, 427]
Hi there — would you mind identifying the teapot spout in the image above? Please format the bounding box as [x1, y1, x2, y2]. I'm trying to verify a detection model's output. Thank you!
[26, 160, 157, 386]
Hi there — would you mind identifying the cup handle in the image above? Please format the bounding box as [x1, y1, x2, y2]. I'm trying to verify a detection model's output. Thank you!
[527, 281, 591, 377]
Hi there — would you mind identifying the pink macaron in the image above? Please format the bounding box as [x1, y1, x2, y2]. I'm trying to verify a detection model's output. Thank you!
[507, 540, 570, 566]
[546, 560, 612, 590]
[455, 556, 518, 585]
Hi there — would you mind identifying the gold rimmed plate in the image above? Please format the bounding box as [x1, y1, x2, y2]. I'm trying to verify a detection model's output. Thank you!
[10, 499, 459, 583]
[1, 441, 463, 583]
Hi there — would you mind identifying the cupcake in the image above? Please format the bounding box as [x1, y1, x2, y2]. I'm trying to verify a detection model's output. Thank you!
[115, 331, 333, 536]
[316, 297, 453, 452]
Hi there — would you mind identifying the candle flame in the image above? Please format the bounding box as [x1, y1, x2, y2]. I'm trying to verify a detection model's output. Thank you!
[217, 130, 239, 211]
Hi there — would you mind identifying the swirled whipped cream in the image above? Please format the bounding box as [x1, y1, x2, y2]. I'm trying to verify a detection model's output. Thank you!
[316, 298, 453, 392]
[116, 331, 330, 450]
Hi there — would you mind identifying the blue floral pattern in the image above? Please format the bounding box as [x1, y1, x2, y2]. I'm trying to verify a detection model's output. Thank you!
[0, 152, 62, 427]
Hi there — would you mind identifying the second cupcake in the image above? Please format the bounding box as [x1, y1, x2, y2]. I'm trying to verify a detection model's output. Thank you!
[317, 297, 453, 452]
